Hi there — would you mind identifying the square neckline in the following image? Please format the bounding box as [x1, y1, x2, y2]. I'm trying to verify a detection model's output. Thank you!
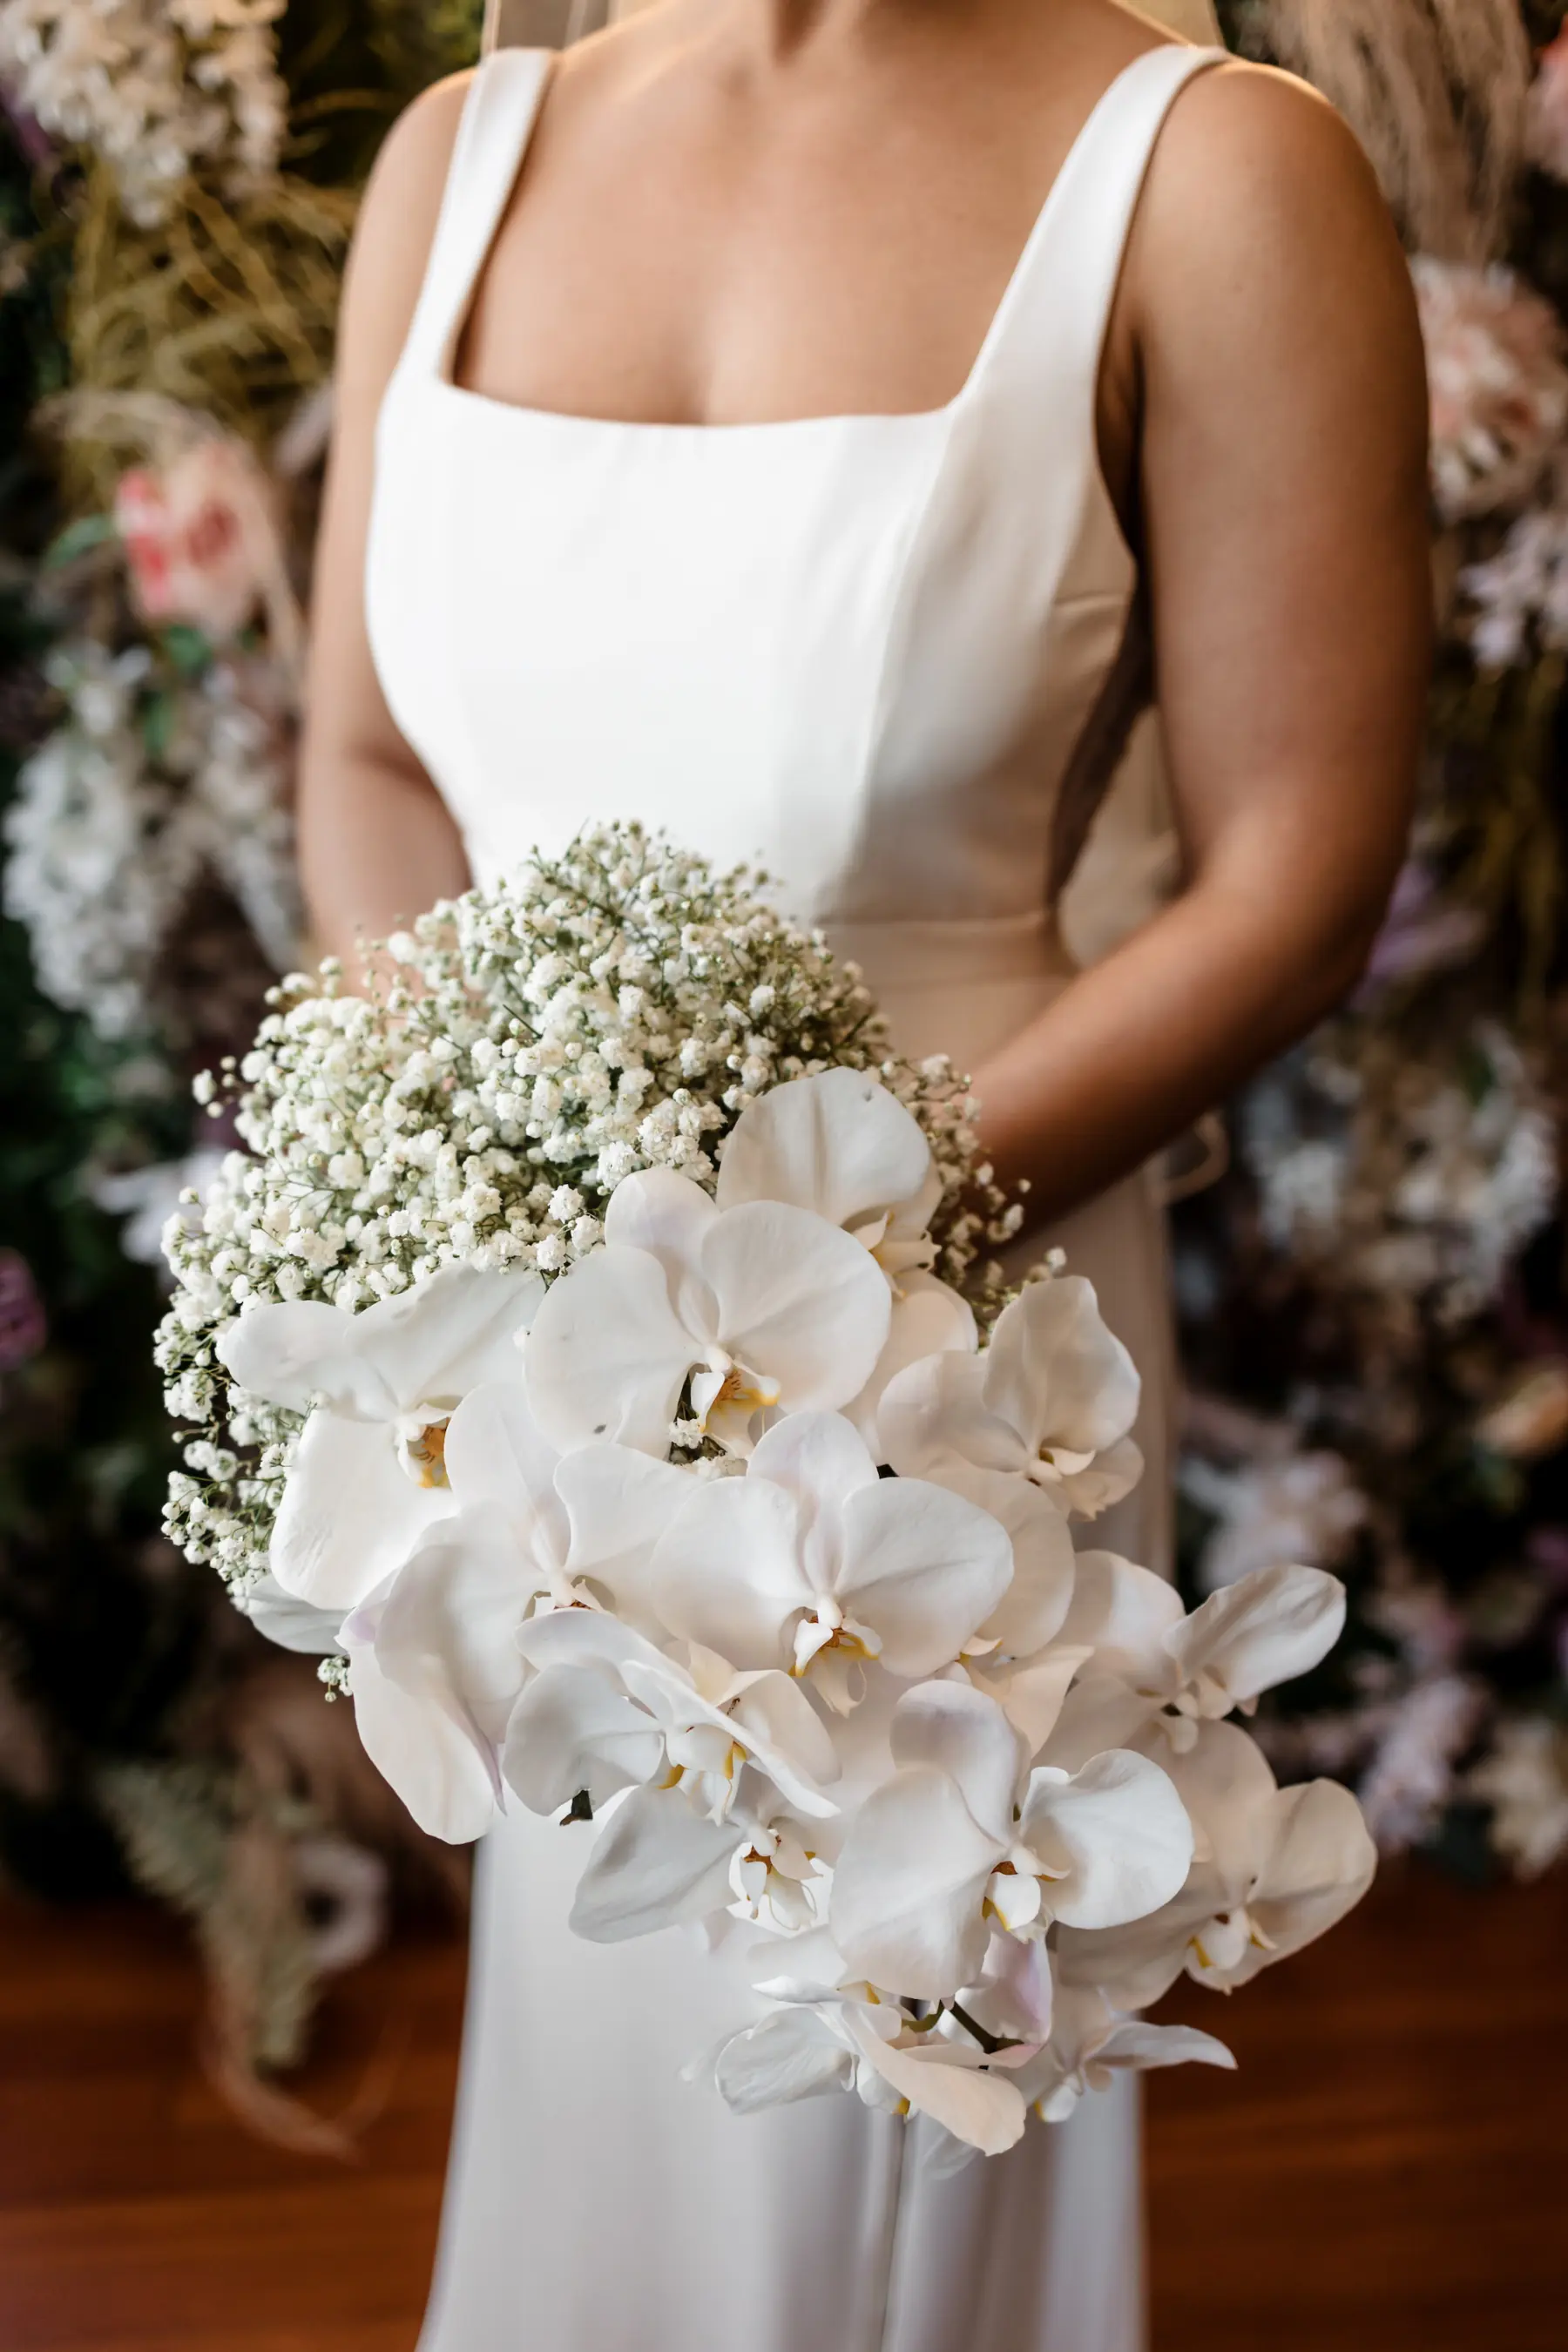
[430, 37, 1200, 441]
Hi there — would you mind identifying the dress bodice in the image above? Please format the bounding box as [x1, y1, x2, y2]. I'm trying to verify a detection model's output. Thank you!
[367, 41, 1223, 1068]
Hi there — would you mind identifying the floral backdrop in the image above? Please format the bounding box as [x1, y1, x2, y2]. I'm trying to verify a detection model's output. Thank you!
[0, 0, 1566, 2108]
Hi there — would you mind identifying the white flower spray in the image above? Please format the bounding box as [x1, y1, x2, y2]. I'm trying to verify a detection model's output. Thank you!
[159, 822, 1021, 1594]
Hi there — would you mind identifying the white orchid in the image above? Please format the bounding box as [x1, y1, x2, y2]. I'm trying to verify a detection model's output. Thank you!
[524, 1166, 892, 1457]
[714, 1069, 977, 1447]
[715, 1981, 1033, 2156]
[1056, 1552, 1348, 1751]
[1013, 1985, 1235, 2124]
[880, 1274, 1143, 1523]
[646, 1412, 1012, 1713]
[503, 1609, 841, 1940]
[1058, 1720, 1377, 2011]
[727, 1805, 832, 1935]
[334, 1383, 689, 1842]
[829, 1680, 1193, 2000]
[217, 1265, 544, 1606]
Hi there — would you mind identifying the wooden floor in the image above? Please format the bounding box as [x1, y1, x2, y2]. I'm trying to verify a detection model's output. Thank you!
[0, 1861, 1563, 2351]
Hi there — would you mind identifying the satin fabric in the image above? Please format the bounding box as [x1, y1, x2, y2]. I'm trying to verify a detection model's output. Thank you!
[366, 41, 1224, 2348]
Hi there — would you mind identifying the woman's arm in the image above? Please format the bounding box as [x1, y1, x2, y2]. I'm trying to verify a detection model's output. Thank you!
[979, 65, 1432, 1225]
[295, 76, 475, 970]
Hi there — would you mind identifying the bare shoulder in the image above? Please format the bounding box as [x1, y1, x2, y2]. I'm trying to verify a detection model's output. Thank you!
[1130, 59, 1429, 453]
[336, 70, 476, 393]
[1136, 58, 1420, 334]
[1149, 58, 1398, 240]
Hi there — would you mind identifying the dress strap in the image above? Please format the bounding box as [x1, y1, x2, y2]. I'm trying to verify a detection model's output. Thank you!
[964, 44, 1228, 418]
[401, 49, 554, 379]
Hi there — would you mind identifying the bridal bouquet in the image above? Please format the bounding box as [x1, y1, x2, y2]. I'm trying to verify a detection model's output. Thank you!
[159, 822, 1375, 2155]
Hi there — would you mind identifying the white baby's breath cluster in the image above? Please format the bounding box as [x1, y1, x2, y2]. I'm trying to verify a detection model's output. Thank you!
[192, 1025, 1374, 2155]
[159, 824, 1017, 1592]
[1, 637, 299, 1039]
[0, 0, 287, 226]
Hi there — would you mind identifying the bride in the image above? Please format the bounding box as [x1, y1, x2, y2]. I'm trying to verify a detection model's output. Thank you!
[297, 0, 1429, 2343]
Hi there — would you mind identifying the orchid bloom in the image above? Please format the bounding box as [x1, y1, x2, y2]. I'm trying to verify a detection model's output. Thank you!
[715, 1981, 1032, 2156]
[714, 1069, 977, 1447]
[524, 1166, 892, 1457]
[502, 1608, 841, 1940]
[335, 1382, 689, 1842]
[645, 1412, 1013, 1713]
[1012, 1984, 1234, 2125]
[829, 1680, 1193, 2001]
[880, 1274, 1144, 1522]
[1056, 1552, 1348, 1752]
[1057, 1719, 1377, 2012]
[217, 1265, 544, 1607]
[727, 1789, 833, 1935]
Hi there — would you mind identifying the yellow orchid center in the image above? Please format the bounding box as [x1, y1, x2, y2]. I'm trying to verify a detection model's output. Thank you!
[400, 1418, 451, 1489]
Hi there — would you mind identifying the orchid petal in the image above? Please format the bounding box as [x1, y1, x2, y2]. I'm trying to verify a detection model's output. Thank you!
[219, 1300, 391, 1417]
[1250, 1778, 1377, 1967]
[889, 1681, 1022, 1840]
[569, 1786, 740, 1942]
[372, 1504, 537, 1744]
[220, 1267, 544, 1422]
[1096, 2017, 1237, 2076]
[502, 1662, 665, 1815]
[970, 1646, 1091, 1758]
[1164, 1564, 1348, 1716]
[603, 1168, 720, 1330]
[443, 1381, 566, 1561]
[714, 1068, 933, 1227]
[341, 1590, 499, 1845]
[725, 1671, 842, 1798]
[841, 2008, 1028, 2154]
[981, 1277, 1140, 1458]
[847, 1274, 977, 1459]
[235, 1572, 344, 1655]
[835, 1477, 1014, 1680]
[348, 1265, 544, 1407]
[702, 1203, 892, 1409]
[830, 1763, 1002, 1998]
[748, 1409, 882, 1522]
[962, 1929, 1055, 2044]
[1021, 1749, 1194, 1929]
[1057, 1551, 1186, 1691]
[650, 1475, 807, 1670]
[1058, 1435, 1145, 1520]
[524, 1243, 695, 1457]
[934, 1467, 1077, 1656]
[715, 2006, 855, 2112]
[270, 1409, 451, 1608]
[880, 1350, 1026, 1481]
[552, 1442, 693, 1623]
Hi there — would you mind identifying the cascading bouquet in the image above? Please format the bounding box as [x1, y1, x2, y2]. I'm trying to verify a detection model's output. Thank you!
[159, 821, 1376, 2155]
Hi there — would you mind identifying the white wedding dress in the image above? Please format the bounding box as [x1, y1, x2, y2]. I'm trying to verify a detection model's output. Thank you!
[366, 38, 1224, 2350]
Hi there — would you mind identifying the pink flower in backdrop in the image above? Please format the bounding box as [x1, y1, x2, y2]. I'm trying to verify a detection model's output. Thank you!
[1528, 30, 1568, 186]
[0, 1250, 45, 1374]
[114, 436, 290, 643]
[1413, 259, 1568, 524]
